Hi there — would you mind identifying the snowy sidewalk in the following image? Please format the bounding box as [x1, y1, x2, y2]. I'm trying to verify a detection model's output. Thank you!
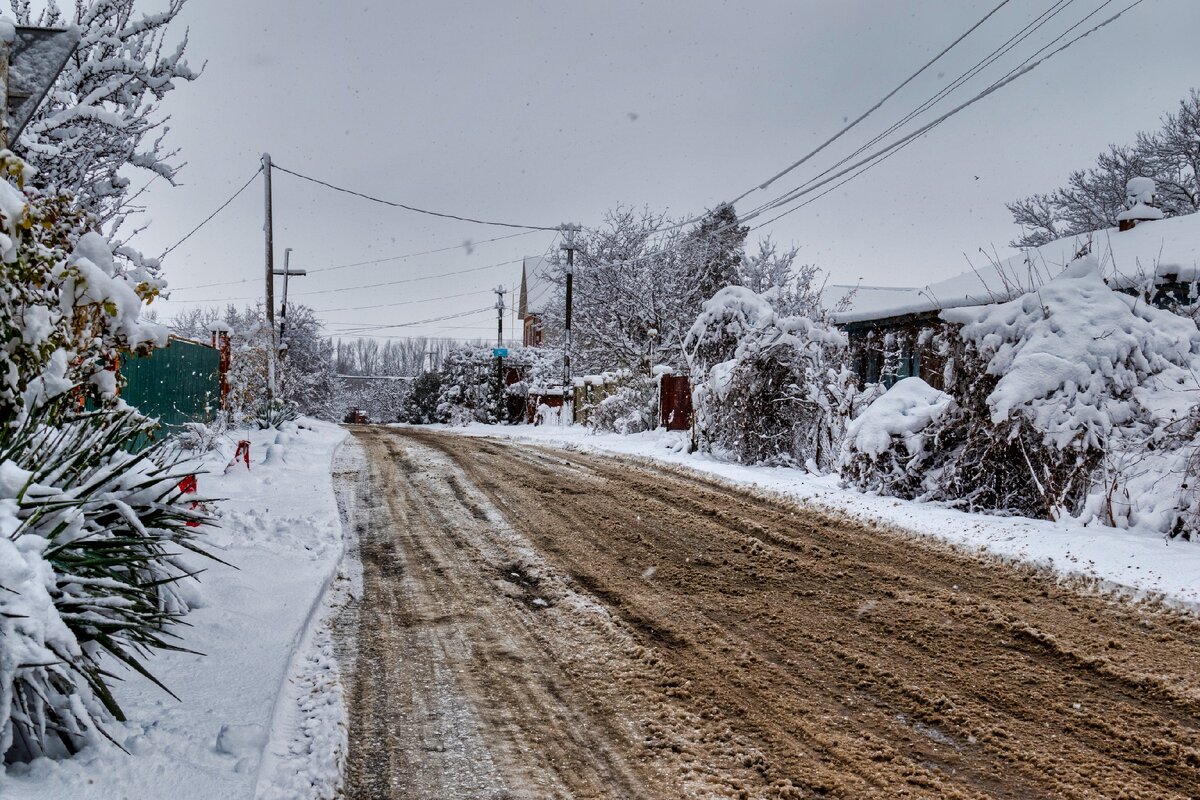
[0, 419, 349, 800]
[428, 423, 1200, 610]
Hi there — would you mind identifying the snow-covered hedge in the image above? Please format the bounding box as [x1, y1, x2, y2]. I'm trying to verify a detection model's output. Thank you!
[844, 256, 1200, 535]
[686, 286, 859, 469]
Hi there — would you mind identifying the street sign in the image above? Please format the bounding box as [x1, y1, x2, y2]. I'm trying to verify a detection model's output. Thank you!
[493, 347, 508, 358]
[7, 27, 79, 144]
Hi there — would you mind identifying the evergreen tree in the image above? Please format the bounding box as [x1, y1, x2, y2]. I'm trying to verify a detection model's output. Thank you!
[681, 203, 748, 313]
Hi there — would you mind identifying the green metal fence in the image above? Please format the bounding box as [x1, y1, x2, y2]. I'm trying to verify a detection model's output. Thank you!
[120, 337, 221, 434]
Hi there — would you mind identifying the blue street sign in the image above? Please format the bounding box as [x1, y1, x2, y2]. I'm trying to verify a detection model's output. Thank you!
[493, 347, 509, 358]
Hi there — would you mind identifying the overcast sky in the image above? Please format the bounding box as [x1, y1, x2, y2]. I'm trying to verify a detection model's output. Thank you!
[133, 0, 1200, 342]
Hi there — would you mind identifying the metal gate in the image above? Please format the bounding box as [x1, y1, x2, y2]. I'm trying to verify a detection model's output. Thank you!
[660, 374, 693, 431]
[120, 336, 222, 433]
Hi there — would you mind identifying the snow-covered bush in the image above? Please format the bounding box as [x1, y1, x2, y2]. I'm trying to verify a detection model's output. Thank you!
[686, 286, 855, 469]
[397, 371, 443, 424]
[0, 151, 211, 761]
[0, 152, 166, 421]
[1, 402, 210, 761]
[176, 411, 230, 453]
[841, 377, 956, 498]
[845, 256, 1200, 531]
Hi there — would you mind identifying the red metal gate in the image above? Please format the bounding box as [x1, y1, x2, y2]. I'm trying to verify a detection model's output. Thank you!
[660, 375, 692, 431]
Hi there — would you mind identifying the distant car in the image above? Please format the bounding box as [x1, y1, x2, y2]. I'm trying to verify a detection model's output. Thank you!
[343, 408, 369, 424]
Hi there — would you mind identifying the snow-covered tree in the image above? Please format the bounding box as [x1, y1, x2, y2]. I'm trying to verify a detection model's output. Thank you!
[11, 0, 201, 234]
[170, 303, 340, 423]
[681, 202, 747, 312]
[686, 286, 856, 469]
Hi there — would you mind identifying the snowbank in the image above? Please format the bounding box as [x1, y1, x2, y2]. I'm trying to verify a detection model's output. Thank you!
[0, 419, 349, 800]
[425, 423, 1200, 610]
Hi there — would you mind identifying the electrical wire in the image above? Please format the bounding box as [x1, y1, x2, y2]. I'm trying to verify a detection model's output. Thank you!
[756, 0, 1142, 222]
[271, 163, 561, 231]
[731, 0, 1015, 202]
[333, 305, 496, 336]
[158, 166, 263, 260]
[311, 288, 494, 314]
[169, 229, 538, 291]
[743, 0, 1081, 221]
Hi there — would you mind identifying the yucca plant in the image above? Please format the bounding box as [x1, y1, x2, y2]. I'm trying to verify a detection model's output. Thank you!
[1, 400, 218, 762]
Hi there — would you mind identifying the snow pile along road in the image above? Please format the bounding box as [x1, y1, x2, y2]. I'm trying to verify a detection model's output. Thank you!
[0, 419, 350, 800]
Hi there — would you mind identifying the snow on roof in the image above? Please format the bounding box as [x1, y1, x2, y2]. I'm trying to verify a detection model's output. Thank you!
[830, 213, 1200, 325]
[519, 254, 555, 319]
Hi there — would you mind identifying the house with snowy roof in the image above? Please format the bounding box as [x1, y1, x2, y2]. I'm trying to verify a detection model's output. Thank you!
[829, 179, 1200, 388]
[517, 254, 554, 347]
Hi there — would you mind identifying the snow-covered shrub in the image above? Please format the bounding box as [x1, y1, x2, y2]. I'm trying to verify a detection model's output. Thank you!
[0, 153, 166, 423]
[1, 401, 211, 761]
[686, 286, 855, 469]
[841, 377, 956, 497]
[176, 411, 230, 453]
[397, 371, 443, 424]
[0, 151, 211, 761]
[436, 346, 498, 426]
[252, 398, 299, 430]
[846, 256, 1200, 529]
[588, 373, 657, 435]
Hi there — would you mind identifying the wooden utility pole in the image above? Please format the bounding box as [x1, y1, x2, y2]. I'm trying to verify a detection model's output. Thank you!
[561, 224, 580, 400]
[274, 246, 307, 398]
[275, 247, 307, 352]
[495, 285, 506, 419]
[262, 152, 276, 400]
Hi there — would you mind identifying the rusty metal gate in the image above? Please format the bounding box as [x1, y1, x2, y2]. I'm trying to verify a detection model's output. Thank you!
[660, 374, 693, 431]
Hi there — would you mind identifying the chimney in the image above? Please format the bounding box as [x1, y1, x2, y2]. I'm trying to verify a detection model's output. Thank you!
[1116, 176, 1164, 232]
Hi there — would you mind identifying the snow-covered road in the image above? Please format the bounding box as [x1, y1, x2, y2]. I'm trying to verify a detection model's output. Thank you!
[339, 426, 1200, 799]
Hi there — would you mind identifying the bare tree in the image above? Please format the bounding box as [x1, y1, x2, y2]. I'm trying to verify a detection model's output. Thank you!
[1007, 90, 1200, 247]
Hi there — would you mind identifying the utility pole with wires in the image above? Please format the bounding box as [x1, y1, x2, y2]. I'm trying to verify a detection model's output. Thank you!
[560, 223, 581, 404]
[262, 152, 276, 400]
[274, 247, 307, 395]
[494, 285, 506, 421]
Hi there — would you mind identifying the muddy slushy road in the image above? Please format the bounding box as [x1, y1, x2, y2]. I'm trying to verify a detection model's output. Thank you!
[334, 426, 1200, 800]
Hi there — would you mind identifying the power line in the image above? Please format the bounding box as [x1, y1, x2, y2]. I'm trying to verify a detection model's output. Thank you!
[169, 255, 535, 303]
[169, 229, 539, 291]
[333, 305, 496, 336]
[158, 167, 263, 260]
[271, 162, 562, 231]
[731, 0, 1014, 203]
[312, 288, 494, 314]
[747, 0, 1080, 218]
[757, 0, 1141, 219]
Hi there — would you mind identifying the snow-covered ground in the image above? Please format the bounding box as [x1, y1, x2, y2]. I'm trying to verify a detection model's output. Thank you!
[0, 419, 350, 800]
[429, 422, 1200, 610]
